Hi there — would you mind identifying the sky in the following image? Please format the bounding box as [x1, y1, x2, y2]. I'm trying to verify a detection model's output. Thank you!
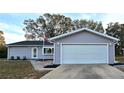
[1, 13, 124, 44]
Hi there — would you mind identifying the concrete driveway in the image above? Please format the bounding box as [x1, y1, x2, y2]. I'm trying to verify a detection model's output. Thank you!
[41, 64, 124, 79]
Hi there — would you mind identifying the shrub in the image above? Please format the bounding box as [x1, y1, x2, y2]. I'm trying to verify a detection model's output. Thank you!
[23, 56, 27, 60]
[0, 46, 7, 58]
[11, 56, 14, 60]
[17, 56, 20, 60]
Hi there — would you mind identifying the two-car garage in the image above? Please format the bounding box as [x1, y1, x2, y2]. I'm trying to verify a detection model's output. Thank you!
[61, 44, 108, 64]
[50, 28, 118, 64]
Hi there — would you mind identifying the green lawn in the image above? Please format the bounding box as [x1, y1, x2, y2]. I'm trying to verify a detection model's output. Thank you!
[115, 56, 124, 63]
[0, 59, 50, 79]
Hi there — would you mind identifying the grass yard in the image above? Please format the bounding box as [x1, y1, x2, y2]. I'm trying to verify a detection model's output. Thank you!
[0, 59, 50, 79]
[115, 56, 124, 63]
[116, 67, 124, 72]
[114, 56, 124, 73]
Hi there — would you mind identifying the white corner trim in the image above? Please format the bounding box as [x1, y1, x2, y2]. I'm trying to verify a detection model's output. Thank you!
[113, 43, 116, 63]
[53, 43, 55, 64]
[107, 44, 109, 64]
[60, 43, 63, 64]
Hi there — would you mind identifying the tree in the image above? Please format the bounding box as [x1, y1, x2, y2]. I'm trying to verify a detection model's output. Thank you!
[23, 13, 104, 40]
[72, 19, 104, 33]
[23, 13, 73, 40]
[0, 31, 5, 46]
[0, 46, 7, 58]
[106, 22, 124, 56]
[0, 31, 7, 58]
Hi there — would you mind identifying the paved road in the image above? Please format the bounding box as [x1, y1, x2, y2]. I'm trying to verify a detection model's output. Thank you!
[41, 64, 124, 79]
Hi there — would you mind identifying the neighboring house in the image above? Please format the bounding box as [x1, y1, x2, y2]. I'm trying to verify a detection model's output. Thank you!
[49, 28, 119, 64]
[7, 41, 54, 60]
[7, 28, 119, 64]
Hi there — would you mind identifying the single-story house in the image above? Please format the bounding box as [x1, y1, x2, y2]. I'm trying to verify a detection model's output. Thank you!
[7, 28, 119, 64]
[7, 41, 54, 60]
[49, 28, 119, 64]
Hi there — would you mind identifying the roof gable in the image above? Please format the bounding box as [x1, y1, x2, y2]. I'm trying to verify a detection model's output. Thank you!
[49, 28, 119, 41]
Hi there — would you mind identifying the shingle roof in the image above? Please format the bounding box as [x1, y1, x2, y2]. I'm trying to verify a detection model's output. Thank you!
[7, 40, 53, 46]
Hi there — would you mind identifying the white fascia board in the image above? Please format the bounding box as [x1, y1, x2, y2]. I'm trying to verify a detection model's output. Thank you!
[49, 28, 86, 40]
[86, 28, 119, 41]
[49, 28, 119, 41]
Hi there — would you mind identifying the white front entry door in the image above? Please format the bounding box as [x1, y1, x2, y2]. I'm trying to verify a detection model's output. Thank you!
[32, 47, 38, 59]
[61, 44, 108, 64]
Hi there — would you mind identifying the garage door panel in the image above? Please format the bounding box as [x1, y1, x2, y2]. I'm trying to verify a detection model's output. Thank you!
[62, 59, 106, 64]
[62, 44, 108, 64]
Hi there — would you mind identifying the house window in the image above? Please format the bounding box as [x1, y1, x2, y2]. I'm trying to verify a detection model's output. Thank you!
[43, 47, 54, 55]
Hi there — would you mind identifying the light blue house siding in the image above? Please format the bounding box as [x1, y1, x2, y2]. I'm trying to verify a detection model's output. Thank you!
[53, 30, 116, 64]
[8, 46, 53, 60]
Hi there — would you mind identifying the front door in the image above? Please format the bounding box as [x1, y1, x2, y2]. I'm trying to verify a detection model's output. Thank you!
[32, 47, 38, 59]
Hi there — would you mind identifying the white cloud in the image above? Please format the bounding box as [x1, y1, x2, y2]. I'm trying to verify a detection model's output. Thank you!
[4, 32, 25, 44]
[0, 22, 25, 44]
[0, 23, 5, 30]
[101, 14, 124, 28]
[80, 14, 98, 20]
[0, 22, 25, 34]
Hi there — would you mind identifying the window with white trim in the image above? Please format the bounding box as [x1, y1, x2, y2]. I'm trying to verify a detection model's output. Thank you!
[43, 47, 54, 55]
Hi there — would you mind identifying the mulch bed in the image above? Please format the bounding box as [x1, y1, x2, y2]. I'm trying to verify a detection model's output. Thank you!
[109, 63, 124, 66]
[44, 64, 60, 68]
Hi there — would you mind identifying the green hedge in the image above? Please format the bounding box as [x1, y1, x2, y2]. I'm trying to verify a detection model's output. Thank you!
[0, 46, 7, 58]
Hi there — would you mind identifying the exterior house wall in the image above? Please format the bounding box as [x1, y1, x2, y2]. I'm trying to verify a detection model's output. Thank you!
[8, 46, 53, 60]
[38, 45, 53, 59]
[54, 31, 115, 64]
[9, 46, 32, 59]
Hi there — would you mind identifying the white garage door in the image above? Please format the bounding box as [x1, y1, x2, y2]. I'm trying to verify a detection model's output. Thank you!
[61, 44, 108, 64]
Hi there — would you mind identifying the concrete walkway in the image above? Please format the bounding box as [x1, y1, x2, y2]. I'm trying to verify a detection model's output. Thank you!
[42, 64, 124, 79]
[30, 60, 54, 71]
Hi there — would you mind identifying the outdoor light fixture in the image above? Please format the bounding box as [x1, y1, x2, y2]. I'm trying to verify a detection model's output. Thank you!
[57, 42, 60, 45]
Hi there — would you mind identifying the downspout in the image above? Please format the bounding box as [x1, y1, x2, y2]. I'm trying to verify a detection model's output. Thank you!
[114, 39, 120, 63]
[48, 39, 55, 64]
